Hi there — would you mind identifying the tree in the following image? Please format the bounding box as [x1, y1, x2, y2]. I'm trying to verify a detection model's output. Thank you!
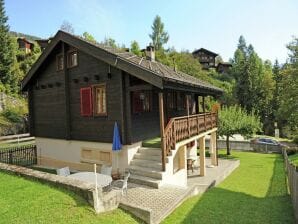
[218, 105, 262, 155]
[82, 32, 97, 43]
[16, 38, 41, 78]
[149, 15, 169, 50]
[231, 36, 275, 134]
[60, 20, 74, 34]
[130, 40, 141, 56]
[102, 37, 117, 48]
[277, 38, 298, 136]
[0, 0, 19, 94]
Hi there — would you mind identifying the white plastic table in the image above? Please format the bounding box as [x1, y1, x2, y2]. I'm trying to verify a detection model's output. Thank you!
[68, 172, 112, 187]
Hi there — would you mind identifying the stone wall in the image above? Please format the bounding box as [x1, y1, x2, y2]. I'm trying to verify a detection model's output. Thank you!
[205, 139, 282, 153]
[0, 162, 121, 213]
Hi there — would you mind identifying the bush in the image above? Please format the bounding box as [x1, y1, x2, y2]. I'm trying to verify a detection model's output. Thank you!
[293, 136, 298, 145]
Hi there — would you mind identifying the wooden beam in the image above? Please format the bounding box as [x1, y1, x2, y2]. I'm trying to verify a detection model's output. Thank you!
[199, 136, 206, 176]
[28, 86, 35, 136]
[159, 92, 166, 171]
[63, 42, 71, 140]
[128, 84, 152, 91]
[124, 73, 132, 144]
[186, 95, 190, 137]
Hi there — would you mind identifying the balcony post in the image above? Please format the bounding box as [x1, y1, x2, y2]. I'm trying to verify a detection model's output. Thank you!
[186, 95, 190, 137]
[203, 96, 206, 131]
[159, 92, 166, 171]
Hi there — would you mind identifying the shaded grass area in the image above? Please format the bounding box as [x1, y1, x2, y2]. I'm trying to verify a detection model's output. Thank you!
[0, 171, 142, 224]
[164, 151, 294, 224]
[142, 137, 161, 148]
[289, 153, 298, 166]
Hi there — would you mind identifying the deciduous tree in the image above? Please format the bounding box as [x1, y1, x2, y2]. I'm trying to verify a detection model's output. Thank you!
[218, 105, 261, 155]
[130, 40, 141, 56]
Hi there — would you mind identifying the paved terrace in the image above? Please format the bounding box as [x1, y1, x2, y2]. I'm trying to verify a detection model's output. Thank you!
[120, 158, 240, 224]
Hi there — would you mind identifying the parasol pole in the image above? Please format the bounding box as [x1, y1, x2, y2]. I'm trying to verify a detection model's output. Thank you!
[94, 164, 99, 210]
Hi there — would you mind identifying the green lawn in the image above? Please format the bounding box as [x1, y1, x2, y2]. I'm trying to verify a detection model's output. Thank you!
[289, 153, 298, 166]
[163, 151, 295, 224]
[0, 151, 294, 224]
[0, 171, 141, 224]
[0, 141, 35, 150]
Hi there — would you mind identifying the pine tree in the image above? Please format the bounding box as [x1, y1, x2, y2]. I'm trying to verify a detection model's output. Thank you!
[149, 15, 169, 50]
[0, 0, 19, 94]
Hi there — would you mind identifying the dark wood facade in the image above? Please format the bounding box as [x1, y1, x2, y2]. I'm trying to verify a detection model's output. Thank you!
[192, 48, 218, 69]
[23, 31, 223, 146]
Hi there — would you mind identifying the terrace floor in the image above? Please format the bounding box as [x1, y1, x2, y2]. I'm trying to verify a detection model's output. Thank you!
[120, 158, 240, 224]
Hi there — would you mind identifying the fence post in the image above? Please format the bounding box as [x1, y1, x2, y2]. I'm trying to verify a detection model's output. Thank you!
[9, 151, 13, 164]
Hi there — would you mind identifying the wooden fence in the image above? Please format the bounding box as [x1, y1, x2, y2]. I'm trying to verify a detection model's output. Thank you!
[0, 133, 35, 145]
[282, 149, 298, 222]
[0, 144, 37, 166]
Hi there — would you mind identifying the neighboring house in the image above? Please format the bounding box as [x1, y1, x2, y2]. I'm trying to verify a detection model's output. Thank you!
[17, 37, 35, 53]
[35, 39, 51, 51]
[192, 48, 218, 69]
[216, 62, 232, 73]
[22, 30, 222, 188]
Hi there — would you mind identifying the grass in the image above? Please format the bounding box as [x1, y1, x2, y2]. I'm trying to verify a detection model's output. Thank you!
[142, 137, 161, 148]
[288, 153, 298, 166]
[0, 150, 294, 223]
[0, 171, 142, 224]
[0, 141, 35, 150]
[163, 151, 295, 224]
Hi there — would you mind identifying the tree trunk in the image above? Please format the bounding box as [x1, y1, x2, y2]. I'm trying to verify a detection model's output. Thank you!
[226, 135, 231, 155]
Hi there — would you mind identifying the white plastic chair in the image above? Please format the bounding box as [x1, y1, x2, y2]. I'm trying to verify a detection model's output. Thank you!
[111, 172, 130, 196]
[100, 164, 112, 176]
[56, 167, 70, 176]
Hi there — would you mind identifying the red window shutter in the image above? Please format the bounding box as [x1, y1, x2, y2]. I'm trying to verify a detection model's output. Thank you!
[80, 87, 93, 116]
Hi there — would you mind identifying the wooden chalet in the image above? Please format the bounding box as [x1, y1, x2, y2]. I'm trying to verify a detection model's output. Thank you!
[22, 30, 223, 188]
[192, 48, 218, 69]
[217, 62, 232, 73]
[17, 37, 35, 54]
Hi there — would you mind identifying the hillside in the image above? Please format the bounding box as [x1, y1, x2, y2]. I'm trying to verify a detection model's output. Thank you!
[9, 31, 41, 41]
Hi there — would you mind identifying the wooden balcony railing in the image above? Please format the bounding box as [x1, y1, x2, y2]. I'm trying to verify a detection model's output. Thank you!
[161, 112, 217, 170]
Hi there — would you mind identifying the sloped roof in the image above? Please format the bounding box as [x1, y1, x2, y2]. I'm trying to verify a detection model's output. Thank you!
[192, 48, 218, 57]
[22, 31, 223, 95]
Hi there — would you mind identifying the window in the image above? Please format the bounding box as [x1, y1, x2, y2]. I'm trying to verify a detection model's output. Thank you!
[94, 84, 107, 115]
[56, 54, 64, 71]
[67, 50, 78, 68]
[132, 91, 151, 113]
[167, 91, 176, 110]
[177, 92, 186, 110]
[80, 87, 93, 116]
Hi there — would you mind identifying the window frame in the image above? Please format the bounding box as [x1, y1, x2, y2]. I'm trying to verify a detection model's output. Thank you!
[93, 83, 107, 116]
[56, 53, 64, 71]
[67, 50, 78, 68]
[132, 90, 152, 114]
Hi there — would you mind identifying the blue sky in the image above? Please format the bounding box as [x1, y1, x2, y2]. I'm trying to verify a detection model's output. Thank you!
[6, 0, 298, 63]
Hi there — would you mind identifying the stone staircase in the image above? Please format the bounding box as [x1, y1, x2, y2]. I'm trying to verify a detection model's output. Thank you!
[128, 147, 165, 188]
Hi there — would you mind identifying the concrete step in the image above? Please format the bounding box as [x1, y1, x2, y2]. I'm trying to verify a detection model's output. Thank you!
[130, 159, 162, 169]
[134, 153, 160, 161]
[138, 147, 162, 156]
[134, 153, 168, 163]
[128, 165, 163, 179]
[129, 174, 161, 188]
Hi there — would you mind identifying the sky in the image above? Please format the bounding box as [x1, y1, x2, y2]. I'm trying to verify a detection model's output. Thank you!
[5, 0, 298, 63]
